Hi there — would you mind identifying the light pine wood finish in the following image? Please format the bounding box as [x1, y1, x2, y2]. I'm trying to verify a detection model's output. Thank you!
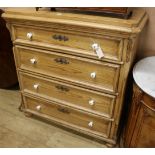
[23, 95, 112, 138]
[14, 46, 120, 94]
[13, 25, 123, 63]
[3, 8, 147, 33]
[19, 72, 116, 118]
[2, 8, 148, 147]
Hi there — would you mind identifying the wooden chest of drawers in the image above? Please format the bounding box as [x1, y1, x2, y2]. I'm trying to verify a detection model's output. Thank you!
[3, 8, 148, 147]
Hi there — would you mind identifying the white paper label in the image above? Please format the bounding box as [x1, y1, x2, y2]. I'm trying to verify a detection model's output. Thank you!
[92, 43, 104, 59]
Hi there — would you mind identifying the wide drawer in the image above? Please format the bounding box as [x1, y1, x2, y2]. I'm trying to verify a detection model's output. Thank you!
[13, 25, 123, 62]
[19, 72, 116, 118]
[14, 46, 120, 94]
[23, 95, 112, 138]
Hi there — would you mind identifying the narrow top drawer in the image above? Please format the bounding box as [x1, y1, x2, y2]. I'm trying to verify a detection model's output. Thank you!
[13, 25, 123, 63]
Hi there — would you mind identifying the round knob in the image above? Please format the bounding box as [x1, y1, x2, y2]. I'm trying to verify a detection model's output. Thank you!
[92, 43, 99, 50]
[89, 99, 95, 106]
[27, 32, 33, 40]
[30, 58, 37, 64]
[36, 105, 41, 111]
[90, 72, 96, 79]
[88, 121, 93, 128]
[33, 84, 39, 90]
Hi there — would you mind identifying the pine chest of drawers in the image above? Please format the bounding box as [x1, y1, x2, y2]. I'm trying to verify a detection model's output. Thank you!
[3, 8, 147, 147]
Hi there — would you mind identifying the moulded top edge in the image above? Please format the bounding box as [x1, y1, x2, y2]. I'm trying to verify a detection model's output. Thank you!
[3, 7, 148, 34]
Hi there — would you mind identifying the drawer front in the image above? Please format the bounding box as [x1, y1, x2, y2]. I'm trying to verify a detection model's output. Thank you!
[19, 72, 115, 118]
[15, 46, 120, 94]
[14, 25, 123, 62]
[23, 95, 111, 137]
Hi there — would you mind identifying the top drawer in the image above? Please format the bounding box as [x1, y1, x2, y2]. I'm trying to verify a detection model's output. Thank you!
[13, 25, 123, 63]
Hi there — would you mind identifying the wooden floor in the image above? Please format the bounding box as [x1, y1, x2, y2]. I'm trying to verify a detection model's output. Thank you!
[0, 87, 108, 148]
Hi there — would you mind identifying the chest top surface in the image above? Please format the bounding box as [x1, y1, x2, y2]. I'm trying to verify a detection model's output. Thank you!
[3, 8, 147, 34]
[133, 56, 155, 99]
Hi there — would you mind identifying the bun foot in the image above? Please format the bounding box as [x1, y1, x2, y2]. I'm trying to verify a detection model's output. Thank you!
[24, 112, 33, 117]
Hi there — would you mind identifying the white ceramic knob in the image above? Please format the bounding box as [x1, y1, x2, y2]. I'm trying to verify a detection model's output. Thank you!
[88, 121, 93, 127]
[92, 43, 99, 50]
[90, 72, 96, 79]
[33, 84, 39, 90]
[27, 32, 33, 40]
[89, 99, 95, 106]
[36, 105, 41, 111]
[30, 58, 36, 64]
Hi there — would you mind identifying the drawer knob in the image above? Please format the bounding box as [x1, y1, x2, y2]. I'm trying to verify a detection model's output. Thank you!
[36, 105, 41, 111]
[27, 32, 33, 40]
[33, 84, 39, 90]
[89, 99, 95, 106]
[30, 58, 37, 64]
[92, 43, 99, 50]
[88, 121, 93, 128]
[90, 72, 96, 79]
